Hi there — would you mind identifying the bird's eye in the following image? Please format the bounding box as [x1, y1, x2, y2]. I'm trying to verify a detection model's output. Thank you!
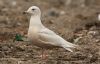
[32, 9, 35, 11]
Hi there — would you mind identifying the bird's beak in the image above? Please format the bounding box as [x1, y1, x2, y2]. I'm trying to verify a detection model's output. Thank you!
[23, 11, 28, 14]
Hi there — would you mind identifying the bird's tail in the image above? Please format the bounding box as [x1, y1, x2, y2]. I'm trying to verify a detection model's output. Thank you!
[62, 41, 78, 52]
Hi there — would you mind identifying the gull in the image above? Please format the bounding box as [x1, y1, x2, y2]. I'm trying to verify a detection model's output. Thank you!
[24, 6, 77, 58]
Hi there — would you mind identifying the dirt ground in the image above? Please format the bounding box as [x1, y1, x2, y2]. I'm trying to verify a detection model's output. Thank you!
[0, 0, 100, 64]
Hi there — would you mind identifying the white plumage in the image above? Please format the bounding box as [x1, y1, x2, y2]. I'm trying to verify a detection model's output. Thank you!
[98, 14, 100, 21]
[24, 6, 77, 52]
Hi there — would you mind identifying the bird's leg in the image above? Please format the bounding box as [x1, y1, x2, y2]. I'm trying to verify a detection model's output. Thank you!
[41, 48, 48, 60]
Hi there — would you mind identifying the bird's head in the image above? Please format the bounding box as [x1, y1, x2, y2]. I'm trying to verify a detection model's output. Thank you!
[23, 6, 41, 16]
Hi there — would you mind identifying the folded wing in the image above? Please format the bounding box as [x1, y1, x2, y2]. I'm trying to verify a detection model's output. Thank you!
[38, 28, 77, 52]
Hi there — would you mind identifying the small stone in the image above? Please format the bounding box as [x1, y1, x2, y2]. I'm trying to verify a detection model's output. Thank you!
[60, 11, 66, 15]
[88, 31, 99, 36]
[2, 46, 9, 51]
[48, 9, 59, 17]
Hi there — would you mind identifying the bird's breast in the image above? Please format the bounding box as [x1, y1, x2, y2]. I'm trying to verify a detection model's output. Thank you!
[28, 27, 39, 41]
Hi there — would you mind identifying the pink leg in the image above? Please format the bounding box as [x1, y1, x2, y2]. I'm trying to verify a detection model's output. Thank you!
[41, 48, 48, 60]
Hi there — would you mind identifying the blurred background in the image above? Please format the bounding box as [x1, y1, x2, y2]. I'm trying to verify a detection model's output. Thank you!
[0, 0, 100, 64]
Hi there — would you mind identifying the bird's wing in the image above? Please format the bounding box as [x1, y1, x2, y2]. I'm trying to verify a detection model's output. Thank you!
[38, 28, 61, 46]
[38, 28, 77, 52]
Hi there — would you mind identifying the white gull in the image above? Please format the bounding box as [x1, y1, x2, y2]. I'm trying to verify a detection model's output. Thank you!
[24, 6, 77, 52]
